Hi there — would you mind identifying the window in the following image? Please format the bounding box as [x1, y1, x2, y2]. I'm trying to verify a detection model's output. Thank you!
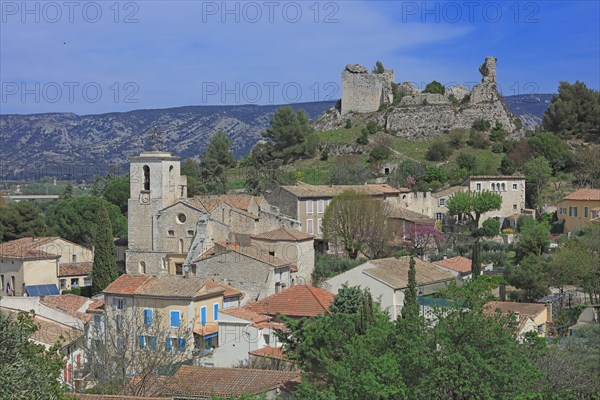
[264, 333, 270, 345]
[584, 207, 589, 218]
[93, 315, 101, 330]
[200, 306, 207, 325]
[140, 335, 157, 350]
[269, 251, 275, 257]
[139, 261, 146, 274]
[71, 278, 79, 288]
[114, 297, 124, 310]
[187, 230, 194, 237]
[179, 338, 186, 352]
[491, 183, 496, 191]
[83, 276, 92, 286]
[501, 183, 506, 191]
[175, 264, 183, 275]
[438, 198, 446, 207]
[306, 200, 313, 214]
[317, 200, 324, 214]
[560, 207, 567, 215]
[476, 183, 481, 191]
[435, 213, 443, 221]
[168, 230, 175, 237]
[306, 219, 313, 234]
[317, 218, 322, 235]
[60, 279, 66, 289]
[144, 309, 153, 326]
[177, 213, 186, 223]
[512, 183, 518, 190]
[72, 254, 77, 262]
[170, 311, 181, 327]
[213, 303, 219, 321]
[143, 165, 150, 191]
[569, 206, 578, 217]
[513, 204, 518, 211]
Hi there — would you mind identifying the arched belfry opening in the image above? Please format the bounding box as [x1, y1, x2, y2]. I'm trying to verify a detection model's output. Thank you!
[143, 165, 150, 191]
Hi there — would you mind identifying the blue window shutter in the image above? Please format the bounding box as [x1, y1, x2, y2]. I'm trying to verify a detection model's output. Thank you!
[201, 307, 206, 325]
[144, 310, 153, 325]
[170, 311, 180, 327]
[165, 338, 171, 351]
[179, 338, 185, 352]
[139, 336, 145, 348]
[151, 336, 157, 350]
[214, 303, 219, 321]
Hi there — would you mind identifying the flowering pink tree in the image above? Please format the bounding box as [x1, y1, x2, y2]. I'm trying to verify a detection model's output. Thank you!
[405, 224, 442, 256]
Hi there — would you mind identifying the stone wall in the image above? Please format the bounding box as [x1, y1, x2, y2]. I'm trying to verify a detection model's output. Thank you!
[341, 64, 395, 115]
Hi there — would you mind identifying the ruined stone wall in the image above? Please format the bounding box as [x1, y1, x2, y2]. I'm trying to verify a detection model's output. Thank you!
[341, 64, 395, 115]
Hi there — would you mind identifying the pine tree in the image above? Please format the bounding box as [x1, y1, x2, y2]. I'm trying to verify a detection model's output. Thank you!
[403, 257, 418, 319]
[91, 202, 118, 295]
[471, 238, 482, 278]
[62, 184, 74, 199]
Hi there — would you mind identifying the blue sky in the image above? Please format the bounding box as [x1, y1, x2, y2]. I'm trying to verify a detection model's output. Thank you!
[1, 0, 598, 115]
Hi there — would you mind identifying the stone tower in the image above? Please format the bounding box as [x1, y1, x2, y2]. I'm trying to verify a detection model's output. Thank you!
[341, 64, 395, 115]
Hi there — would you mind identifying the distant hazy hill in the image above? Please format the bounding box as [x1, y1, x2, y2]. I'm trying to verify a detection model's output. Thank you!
[0, 94, 552, 180]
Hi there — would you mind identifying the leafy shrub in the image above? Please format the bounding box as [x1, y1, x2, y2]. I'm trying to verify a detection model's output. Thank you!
[502, 228, 514, 234]
[467, 129, 490, 149]
[372, 60, 385, 74]
[489, 122, 505, 142]
[327, 161, 374, 185]
[449, 130, 465, 148]
[366, 121, 380, 134]
[472, 119, 492, 132]
[320, 148, 329, 161]
[482, 218, 501, 237]
[423, 80, 445, 95]
[499, 156, 517, 175]
[368, 146, 392, 163]
[448, 94, 460, 108]
[356, 130, 369, 145]
[345, 119, 353, 129]
[425, 142, 452, 161]
[456, 152, 477, 172]
[491, 143, 505, 153]
[425, 166, 448, 184]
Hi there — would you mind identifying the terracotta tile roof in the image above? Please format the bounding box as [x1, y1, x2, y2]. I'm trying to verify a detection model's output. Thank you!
[245, 285, 335, 317]
[432, 185, 465, 198]
[389, 208, 436, 224]
[249, 345, 286, 360]
[205, 279, 242, 298]
[251, 227, 313, 241]
[363, 257, 455, 290]
[41, 294, 92, 322]
[433, 256, 474, 274]
[1, 309, 83, 348]
[483, 301, 547, 319]
[561, 188, 600, 201]
[279, 182, 403, 198]
[73, 395, 170, 400]
[189, 197, 220, 212]
[163, 365, 300, 398]
[0, 237, 62, 260]
[221, 307, 271, 326]
[58, 262, 93, 277]
[103, 274, 156, 296]
[218, 195, 256, 211]
[87, 299, 105, 314]
[136, 275, 224, 299]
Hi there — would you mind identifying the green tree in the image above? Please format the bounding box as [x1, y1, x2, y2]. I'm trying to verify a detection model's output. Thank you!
[242, 143, 297, 195]
[499, 155, 517, 175]
[356, 129, 369, 145]
[423, 80, 445, 95]
[371, 60, 385, 74]
[471, 239, 482, 278]
[46, 197, 126, 247]
[262, 107, 318, 163]
[524, 156, 553, 208]
[102, 175, 130, 214]
[507, 255, 549, 301]
[425, 142, 452, 161]
[181, 159, 201, 196]
[368, 146, 392, 163]
[456, 152, 477, 173]
[542, 81, 600, 137]
[447, 191, 502, 227]
[481, 218, 500, 237]
[0, 311, 69, 400]
[196, 131, 237, 195]
[489, 122, 505, 142]
[62, 183, 74, 199]
[0, 202, 48, 242]
[528, 132, 573, 173]
[327, 160, 373, 185]
[91, 202, 118, 295]
[516, 216, 550, 259]
[424, 166, 448, 184]
[403, 257, 418, 319]
[204, 131, 237, 168]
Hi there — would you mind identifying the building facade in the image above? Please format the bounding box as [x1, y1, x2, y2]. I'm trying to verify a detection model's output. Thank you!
[556, 188, 600, 233]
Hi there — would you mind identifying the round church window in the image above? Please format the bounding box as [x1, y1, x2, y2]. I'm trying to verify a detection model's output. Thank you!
[177, 213, 187, 223]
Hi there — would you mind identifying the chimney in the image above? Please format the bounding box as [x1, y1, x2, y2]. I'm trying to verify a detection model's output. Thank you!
[183, 265, 191, 279]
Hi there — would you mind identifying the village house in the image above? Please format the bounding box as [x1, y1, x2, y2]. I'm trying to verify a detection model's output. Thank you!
[0, 236, 93, 297]
[265, 181, 405, 252]
[432, 255, 492, 280]
[102, 274, 231, 360]
[324, 257, 456, 320]
[483, 301, 552, 338]
[556, 188, 600, 233]
[388, 208, 437, 242]
[244, 284, 335, 320]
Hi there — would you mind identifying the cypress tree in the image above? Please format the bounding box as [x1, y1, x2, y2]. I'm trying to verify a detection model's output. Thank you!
[403, 257, 418, 319]
[471, 238, 482, 278]
[91, 202, 118, 295]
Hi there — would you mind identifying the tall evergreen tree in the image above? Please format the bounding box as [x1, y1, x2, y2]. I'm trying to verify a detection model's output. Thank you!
[471, 238, 482, 278]
[62, 183, 74, 199]
[403, 257, 418, 319]
[92, 202, 118, 295]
